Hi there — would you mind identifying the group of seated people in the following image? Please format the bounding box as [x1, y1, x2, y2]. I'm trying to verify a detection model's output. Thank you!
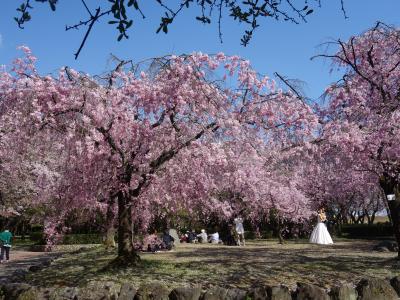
[180, 229, 222, 244]
[144, 230, 176, 253]
[184, 217, 245, 246]
[144, 217, 245, 252]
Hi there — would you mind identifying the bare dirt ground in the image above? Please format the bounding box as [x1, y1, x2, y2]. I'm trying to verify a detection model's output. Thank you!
[21, 239, 400, 290]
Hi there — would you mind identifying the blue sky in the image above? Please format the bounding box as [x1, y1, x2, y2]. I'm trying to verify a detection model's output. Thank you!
[0, 1, 399, 99]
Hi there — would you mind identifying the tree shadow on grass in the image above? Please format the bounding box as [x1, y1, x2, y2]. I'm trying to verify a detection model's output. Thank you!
[0, 252, 60, 282]
[170, 241, 399, 287]
[24, 240, 400, 289]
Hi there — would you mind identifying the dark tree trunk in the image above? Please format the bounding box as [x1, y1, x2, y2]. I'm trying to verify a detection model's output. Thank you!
[334, 210, 343, 236]
[370, 212, 376, 225]
[341, 210, 348, 224]
[114, 191, 140, 264]
[349, 211, 357, 224]
[365, 209, 376, 225]
[357, 213, 365, 224]
[387, 208, 393, 224]
[21, 219, 26, 240]
[379, 175, 400, 259]
[387, 198, 400, 258]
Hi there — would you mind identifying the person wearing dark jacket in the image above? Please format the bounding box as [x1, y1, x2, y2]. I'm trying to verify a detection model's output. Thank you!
[162, 230, 175, 250]
[187, 230, 197, 243]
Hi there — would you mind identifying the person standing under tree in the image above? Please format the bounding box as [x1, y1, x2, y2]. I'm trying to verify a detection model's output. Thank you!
[0, 226, 13, 263]
[234, 216, 245, 246]
[309, 208, 333, 245]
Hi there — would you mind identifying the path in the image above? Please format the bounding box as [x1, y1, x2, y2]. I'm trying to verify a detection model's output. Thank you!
[0, 249, 60, 283]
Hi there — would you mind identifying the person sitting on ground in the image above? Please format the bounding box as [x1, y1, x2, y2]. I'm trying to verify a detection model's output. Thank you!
[0, 227, 13, 263]
[197, 229, 208, 243]
[144, 231, 163, 253]
[208, 231, 220, 244]
[161, 230, 175, 250]
[180, 231, 188, 243]
[187, 229, 198, 243]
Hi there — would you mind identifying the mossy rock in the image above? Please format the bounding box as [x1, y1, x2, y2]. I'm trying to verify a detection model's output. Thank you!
[330, 283, 357, 300]
[296, 282, 329, 300]
[0, 283, 38, 300]
[135, 282, 169, 300]
[169, 286, 202, 300]
[356, 278, 398, 300]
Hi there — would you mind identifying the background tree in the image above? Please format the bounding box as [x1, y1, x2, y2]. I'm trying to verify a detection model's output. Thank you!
[299, 146, 385, 232]
[0, 48, 318, 263]
[314, 22, 400, 257]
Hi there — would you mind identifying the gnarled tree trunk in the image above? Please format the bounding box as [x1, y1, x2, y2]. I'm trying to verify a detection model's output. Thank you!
[114, 191, 140, 265]
[379, 175, 400, 259]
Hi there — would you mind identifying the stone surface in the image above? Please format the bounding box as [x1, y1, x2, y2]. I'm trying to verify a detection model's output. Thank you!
[135, 282, 170, 300]
[390, 276, 400, 297]
[247, 286, 269, 300]
[201, 287, 229, 300]
[37, 288, 55, 300]
[296, 282, 329, 300]
[330, 283, 357, 300]
[79, 281, 121, 300]
[268, 285, 291, 300]
[169, 229, 180, 245]
[0, 281, 398, 300]
[118, 282, 137, 300]
[49, 286, 80, 300]
[201, 287, 247, 300]
[225, 288, 247, 300]
[169, 286, 202, 300]
[0, 283, 37, 300]
[356, 278, 398, 300]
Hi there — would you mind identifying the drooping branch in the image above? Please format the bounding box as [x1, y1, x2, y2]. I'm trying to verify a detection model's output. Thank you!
[274, 72, 305, 101]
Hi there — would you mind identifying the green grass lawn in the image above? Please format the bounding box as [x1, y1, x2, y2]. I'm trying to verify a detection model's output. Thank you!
[25, 239, 400, 290]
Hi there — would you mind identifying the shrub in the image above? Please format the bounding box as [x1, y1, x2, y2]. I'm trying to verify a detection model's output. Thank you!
[62, 233, 103, 244]
[29, 231, 45, 244]
[341, 223, 393, 238]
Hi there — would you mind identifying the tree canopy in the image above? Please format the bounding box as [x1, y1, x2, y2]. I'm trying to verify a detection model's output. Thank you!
[2, 22, 400, 261]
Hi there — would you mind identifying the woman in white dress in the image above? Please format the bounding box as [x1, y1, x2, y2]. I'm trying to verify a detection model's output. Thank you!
[309, 208, 333, 245]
